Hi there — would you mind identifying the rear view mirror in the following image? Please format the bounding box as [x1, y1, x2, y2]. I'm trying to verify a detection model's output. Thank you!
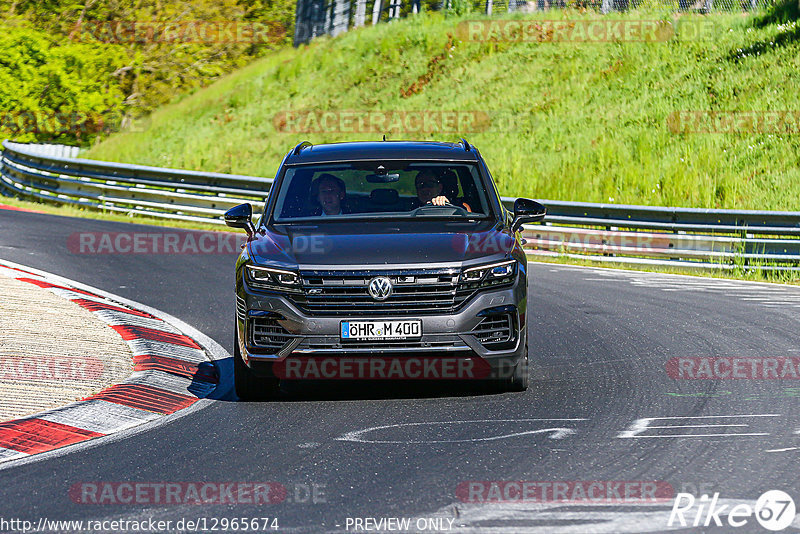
[366, 164, 400, 183]
[224, 203, 255, 237]
[511, 198, 546, 232]
[366, 173, 400, 183]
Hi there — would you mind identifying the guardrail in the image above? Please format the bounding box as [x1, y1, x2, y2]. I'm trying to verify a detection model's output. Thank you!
[0, 140, 270, 224]
[505, 198, 800, 271]
[2, 140, 799, 271]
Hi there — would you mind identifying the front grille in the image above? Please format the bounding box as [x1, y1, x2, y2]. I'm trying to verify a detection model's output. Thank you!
[250, 317, 293, 350]
[472, 314, 513, 348]
[288, 269, 473, 315]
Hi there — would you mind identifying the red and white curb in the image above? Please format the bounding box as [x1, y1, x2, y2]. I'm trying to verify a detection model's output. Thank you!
[0, 259, 227, 467]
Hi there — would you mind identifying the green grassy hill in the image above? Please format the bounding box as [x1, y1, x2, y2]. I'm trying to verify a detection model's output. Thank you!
[85, 2, 800, 209]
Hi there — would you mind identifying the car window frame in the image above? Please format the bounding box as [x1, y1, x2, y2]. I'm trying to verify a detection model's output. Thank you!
[263, 160, 501, 227]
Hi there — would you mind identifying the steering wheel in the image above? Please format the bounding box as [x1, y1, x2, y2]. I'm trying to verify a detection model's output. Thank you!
[410, 201, 468, 217]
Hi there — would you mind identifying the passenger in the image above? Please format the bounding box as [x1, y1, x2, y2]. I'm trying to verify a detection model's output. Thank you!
[309, 174, 348, 216]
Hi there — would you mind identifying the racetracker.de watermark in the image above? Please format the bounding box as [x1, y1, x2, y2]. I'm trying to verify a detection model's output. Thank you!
[667, 357, 800, 379]
[70, 20, 285, 44]
[0, 111, 149, 137]
[457, 480, 674, 503]
[274, 357, 492, 380]
[273, 110, 492, 134]
[0, 355, 103, 381]
[69, 482, 325, 505]
[667, 111, 800, 134]
[456, 19, 717, 42]
[68, 231, 241, 255]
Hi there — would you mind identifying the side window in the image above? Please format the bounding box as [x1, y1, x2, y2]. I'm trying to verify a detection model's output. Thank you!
[458, 166, 489, 215]
[279, 170, 313, 218]
[479, 159, 502, 218]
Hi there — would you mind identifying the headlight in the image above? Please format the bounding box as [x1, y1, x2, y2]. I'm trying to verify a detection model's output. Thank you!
[462, 268, 485, 282]
[246, 265, 301, 291]
[490, 263, 514, 277]
[460, 260, 517, 285]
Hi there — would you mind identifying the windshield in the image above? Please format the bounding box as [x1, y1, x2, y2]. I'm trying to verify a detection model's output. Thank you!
[270, 161, 492, 222]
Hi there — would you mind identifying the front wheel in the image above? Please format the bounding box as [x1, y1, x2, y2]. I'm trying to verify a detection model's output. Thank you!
[234, 326, 280, 400]
[498, 339, 529, 392]
[507, 340, 529, 392]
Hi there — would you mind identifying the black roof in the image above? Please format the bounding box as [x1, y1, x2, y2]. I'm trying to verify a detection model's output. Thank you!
[284, 141, 480, 164]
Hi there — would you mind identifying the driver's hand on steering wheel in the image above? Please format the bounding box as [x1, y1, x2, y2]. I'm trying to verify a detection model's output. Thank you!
[429, 195, 450, 206]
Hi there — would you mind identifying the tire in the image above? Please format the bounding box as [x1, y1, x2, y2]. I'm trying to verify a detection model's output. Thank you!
[505, 339, 529, 392]
[234, 326, 280, 400]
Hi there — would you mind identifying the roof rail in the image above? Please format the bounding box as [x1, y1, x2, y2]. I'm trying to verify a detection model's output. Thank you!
[293, 141, 312, 156]
[460, 138, 471, 152]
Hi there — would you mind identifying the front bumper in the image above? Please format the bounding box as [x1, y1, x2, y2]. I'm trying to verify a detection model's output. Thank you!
[236, 282, 527, 373]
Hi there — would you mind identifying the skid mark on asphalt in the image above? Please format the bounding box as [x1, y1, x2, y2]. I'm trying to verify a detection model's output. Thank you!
[337, 414, 796, 445]
[580, 269, 800, 310]
[336, 419, 588, 444]
[617, 414, 779, 438]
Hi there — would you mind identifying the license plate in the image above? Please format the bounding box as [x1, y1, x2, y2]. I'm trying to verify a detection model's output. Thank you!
[340, 320, 422, 340]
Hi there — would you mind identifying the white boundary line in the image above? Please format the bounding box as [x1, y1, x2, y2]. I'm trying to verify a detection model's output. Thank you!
[528, 260, 800, 292]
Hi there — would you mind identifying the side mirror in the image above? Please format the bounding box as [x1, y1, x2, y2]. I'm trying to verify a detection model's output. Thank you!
[224, 203, 255, 237]
[511, 198, 546, 233]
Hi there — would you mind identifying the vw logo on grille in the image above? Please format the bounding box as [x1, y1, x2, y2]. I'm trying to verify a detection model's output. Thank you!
[368, 276, 393, 301]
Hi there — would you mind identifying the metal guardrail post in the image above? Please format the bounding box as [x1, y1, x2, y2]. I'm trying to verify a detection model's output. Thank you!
[373, 0, 384, 24]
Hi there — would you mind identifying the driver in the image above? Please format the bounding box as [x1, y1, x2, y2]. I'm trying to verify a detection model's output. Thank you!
[412, 170, 471, 211]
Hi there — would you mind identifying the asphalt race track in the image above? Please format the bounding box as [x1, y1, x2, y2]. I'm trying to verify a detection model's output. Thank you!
[2, 208, 800, 533]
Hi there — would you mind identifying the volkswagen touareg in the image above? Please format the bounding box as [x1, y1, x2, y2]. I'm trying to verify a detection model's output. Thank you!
[225, 140, 545, 399]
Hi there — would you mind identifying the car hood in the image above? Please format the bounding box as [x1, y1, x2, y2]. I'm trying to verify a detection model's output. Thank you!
[248, 223, 515, 267]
